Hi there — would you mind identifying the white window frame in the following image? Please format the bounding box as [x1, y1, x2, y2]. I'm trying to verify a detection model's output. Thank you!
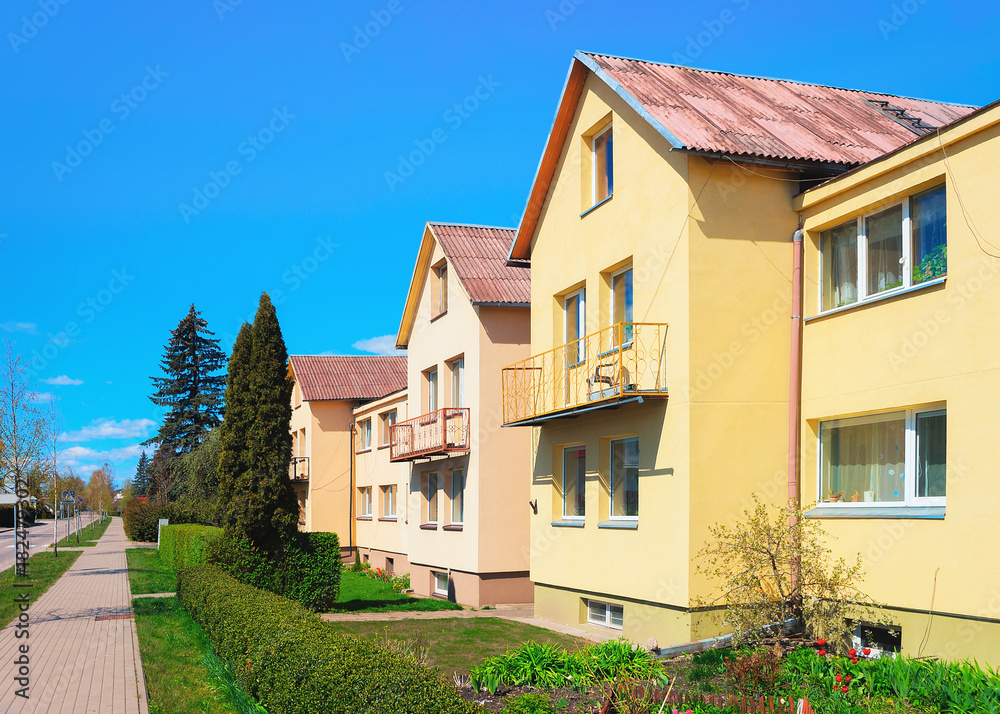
[424, 472, 439, 524]
[586, 599, 623, 630]
[359, 486, 372, 517]
[434, 571, 449, 596]
[450, 468, 464, 525]
[819, 185, 946, 314]
[450, 357, 464, 408]
[610, 265, 633, 347]
[609, 437, 639, 520]
[564, 288, 586, 365]
[382, 485, 396, 518]
[381, 410, 397, 446]
[562, 445, 586, 520]
[817, 405, 946, 509]
[592, 124, 613, 206]
[427, 368, 439, 412]
[357, 419, 372, 452]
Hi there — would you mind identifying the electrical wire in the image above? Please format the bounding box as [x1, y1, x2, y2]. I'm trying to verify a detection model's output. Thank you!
[936, 128, 1000, 258]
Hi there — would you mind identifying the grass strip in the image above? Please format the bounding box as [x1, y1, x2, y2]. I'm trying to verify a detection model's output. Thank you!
[203, 652, 269, 714]
[329, 570, 464, 613]
[0, 550, 82, 626]
[132, 596, 240, 714]
[53, 515, 112, 548]
[328, 617, 586, 676]
[127, 547, 177, 595]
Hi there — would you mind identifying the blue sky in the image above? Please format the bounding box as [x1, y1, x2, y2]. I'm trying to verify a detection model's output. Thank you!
[2, 0, 997, 485]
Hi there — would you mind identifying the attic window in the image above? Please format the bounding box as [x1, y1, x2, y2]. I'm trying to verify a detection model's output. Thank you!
[592, 125, 614, 205]
[433, 260, 448, 316]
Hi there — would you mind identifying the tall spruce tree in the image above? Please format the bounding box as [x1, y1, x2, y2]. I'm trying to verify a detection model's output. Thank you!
[133, 451, 150, 497]
[147, 305, 227, 454]
[216, 322, 253, 529]
[216, 295, 298, 552]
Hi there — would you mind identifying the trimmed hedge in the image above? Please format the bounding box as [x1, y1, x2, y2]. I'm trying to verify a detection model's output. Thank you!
[0, 504, 35, 528]
[158, 524, 223, 571]
[123, 499, 216, 542]
[177, 565, 484, 714]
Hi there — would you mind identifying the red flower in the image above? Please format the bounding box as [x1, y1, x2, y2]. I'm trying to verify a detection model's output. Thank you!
[835, 675, 843, 682]
[846, 676, 852, 683]
[863, 648, 871, 656]
[816, 638, 827, 646]
[817, 649, 827, 656]
[841, 686, 849, 693]
[851, 658, 858, 664]
[848, 648, 857, 657]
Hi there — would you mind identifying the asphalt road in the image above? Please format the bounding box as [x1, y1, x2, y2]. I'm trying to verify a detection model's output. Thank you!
[0, 515, 94, 573]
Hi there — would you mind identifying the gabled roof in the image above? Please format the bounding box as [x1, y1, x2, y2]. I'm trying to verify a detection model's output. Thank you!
[396, 222, 529, 349]
[509, 51, 977, 261]
[288, 355, 407, 402]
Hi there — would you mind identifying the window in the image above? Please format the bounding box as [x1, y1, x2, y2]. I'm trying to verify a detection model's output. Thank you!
[592, 125, 613, 205]
[381, 410, 397, 446]
[450, 358, 464, 407]
[610, 438, 639, 518]
[424, 472, 439, 524]
[564, 289, 586, 364]
[610, 266, 633, 345]
[433, 262, 448, 315]
[358, 486, 372, 517]
[852, 623, 901, 658]
[450, 469, 465, 524]
[434, 571, 448, 596]
[426, 368, 438, 412]
[382, 485, 397, 518]
[819, 407, 945, 506]
[587, 600, 623, 629]
[357, 419, 372, 452]
[820, 185, 946, 312]
[562, 446, 586, 518]
[385, 557, 394, 573]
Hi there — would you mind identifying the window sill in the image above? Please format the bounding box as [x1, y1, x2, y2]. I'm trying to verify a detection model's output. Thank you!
[443, 524, 463, 531]
[420, 523, 438, 530]
[378, 517, 397, 522]
[580, 193, 613, 218]
[805, 505, 944, 520]
[809, 277, 946, 321]
[551, 519, 585, 528]
[598, 520, 638, 530]
[431, 310, 448, 323]
[356, 516, 373, 521]
[355, 448, 372, 455]
[378, 443, 392, 450]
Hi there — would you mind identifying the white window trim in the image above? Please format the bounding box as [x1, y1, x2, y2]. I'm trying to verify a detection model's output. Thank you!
[426, 368, 439, 412]
[381, 410, 397, 446]
[586, 599, 623, 630]
[383, 485, 396, 518]
[433, 571, 449, 596]
[817, 405, 946, 509]
[357, 419, 372, 452]
[609, 266, 633, 348]
[359, 486, 372, 517]
[425, 472, 439, 524]
[819, 186, 946, 314]
[564, 288, 586, 365]
[450, 469, 464, 525]
[609, 437, 639, 521]
[450, 358, 464, 408]
[562, 445, 585, 520]
[592, 123, 613, 206]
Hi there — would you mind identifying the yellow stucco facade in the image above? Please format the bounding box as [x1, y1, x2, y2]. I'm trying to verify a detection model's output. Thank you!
[796, 102, 1000, 663]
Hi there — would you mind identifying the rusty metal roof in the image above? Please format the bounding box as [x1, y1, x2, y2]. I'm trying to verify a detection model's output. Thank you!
[580, 52, 976, 166]
[288, 355, 407, 402]
[429, 223, 530, 305]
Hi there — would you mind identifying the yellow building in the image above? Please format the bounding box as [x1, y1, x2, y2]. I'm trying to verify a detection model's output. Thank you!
[287, 355, 407, 555]
[796, 100, 1000, 663]
[394, 222, 533, 606]
[503, 52, 974, 648]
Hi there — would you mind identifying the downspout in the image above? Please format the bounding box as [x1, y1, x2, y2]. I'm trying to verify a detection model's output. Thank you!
[788, 221, 805, 605]
[349, 420, 356, 555]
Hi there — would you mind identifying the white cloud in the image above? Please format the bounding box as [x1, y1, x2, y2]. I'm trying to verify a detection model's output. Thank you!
[61, 418, 156, 442]
[29, 392, 54, 403]
[0, 321, 38, 334]
[41, 375, 84, 386]
[352, 334, 406, 356]
[60, 443, 146, 471]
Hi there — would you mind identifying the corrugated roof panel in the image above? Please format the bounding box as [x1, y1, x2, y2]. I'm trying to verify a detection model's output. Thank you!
[583, 53, 976, 165]
[429, 224, 530, 305]
[288, 355, 407, 402]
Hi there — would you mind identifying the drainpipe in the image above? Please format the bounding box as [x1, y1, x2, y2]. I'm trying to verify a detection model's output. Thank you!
[788, 222, 804, 605]
[349, 420, 356, 555]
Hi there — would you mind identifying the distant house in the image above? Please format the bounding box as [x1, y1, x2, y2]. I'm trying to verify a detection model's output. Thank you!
[287, 354, 406, 555]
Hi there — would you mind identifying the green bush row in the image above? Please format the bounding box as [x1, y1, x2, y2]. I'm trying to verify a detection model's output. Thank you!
[177, 564, 483, 714]
[158, 524, 223, 571]
[123, 499, 215, 542]
[0, 504, 35, 528]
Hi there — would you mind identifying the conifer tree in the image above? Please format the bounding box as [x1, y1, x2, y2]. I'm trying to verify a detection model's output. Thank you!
[133, 451, 150, 497]
[147, 305, 227, 454]
[216, 322, 253, 528]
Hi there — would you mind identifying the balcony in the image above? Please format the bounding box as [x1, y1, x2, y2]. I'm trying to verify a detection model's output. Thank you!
[501, 322, 668, 426]
[389, 407, 471, 462]
[289, 456, 309, 481]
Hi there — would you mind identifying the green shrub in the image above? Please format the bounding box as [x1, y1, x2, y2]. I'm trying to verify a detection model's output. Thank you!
[159, 524, 223, 571]
[123, 499, 165, 541]
[0, 504, 35, 527]
[176, 564, 483, 714]
[207, 529, 341, 611]
[500, 693, 555, 714]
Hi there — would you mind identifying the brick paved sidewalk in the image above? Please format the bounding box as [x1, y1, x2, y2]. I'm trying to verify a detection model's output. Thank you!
[0, 517, 149, 713]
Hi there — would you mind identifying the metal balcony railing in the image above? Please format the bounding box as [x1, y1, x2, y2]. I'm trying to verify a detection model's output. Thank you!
[501, 322, 668, 426]
[389, 407, 471, 462]
[289, 456, 309, 481]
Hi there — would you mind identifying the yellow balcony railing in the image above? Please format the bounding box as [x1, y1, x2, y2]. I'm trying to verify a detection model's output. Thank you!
[501, 322, 668, 426]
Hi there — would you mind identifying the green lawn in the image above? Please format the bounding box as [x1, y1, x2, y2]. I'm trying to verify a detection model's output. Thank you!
[132, 597, 236, 714]
[127, 548, 176, 595]
[0, 550, 82, 626]
[329, 616, 587, 676]
[53, 515, 112, 547]
[329, 570, 464, 613]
